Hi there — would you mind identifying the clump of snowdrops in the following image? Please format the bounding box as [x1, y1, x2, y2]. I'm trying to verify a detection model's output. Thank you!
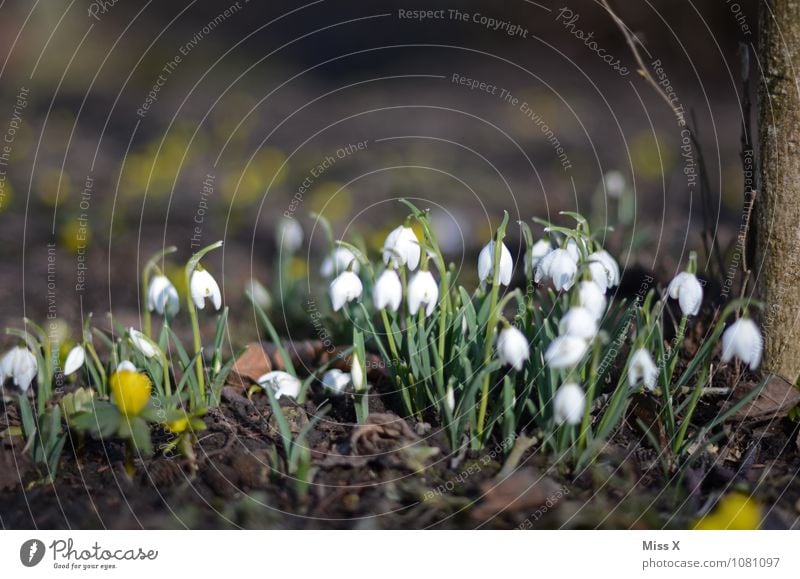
[314, 201, 765, 469]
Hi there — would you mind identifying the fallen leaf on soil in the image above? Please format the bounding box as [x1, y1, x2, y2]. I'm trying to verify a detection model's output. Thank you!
[471, 467, 561, 522]
[230, 343, 273, 386]
[726, 375, 800, 422]
[350, 413, 437, 470]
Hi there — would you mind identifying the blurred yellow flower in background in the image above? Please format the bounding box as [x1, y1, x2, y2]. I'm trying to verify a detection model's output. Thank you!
[693, 491, 762, 530]
[309, 181, 352, 222]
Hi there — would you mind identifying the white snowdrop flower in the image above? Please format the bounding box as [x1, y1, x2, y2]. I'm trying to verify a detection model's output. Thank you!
[190, 267, 222, 311]
[407, 270, 439, 317]
[544, 335, 589, 369]
[530, 239, 551, 269]
[604, 170, 626, 199]
[373, 269, 402, 312]
[535, 248, 578, 291]
[445, 383, 455, 413]
[554, 383, 585, 425]
[63, 345, 85, 376]
[558, 307, 598, 341]
[147, 274, 179, 316]
[382, 225, 421, 270]
[667, 271, 703, 317]
[351, 353, 365, 392]
[628, 348, 658, 391]
[565, 238, 583, 262]
[257, 371, 302, 399]
[588, 250, 620, 292]
[320, 247, 360, 277]
[329, 271, 363, 312]
[497, 326, 530, 371]
[116, 360, 137, 373]
[0, 347, 38, 392]
[578, 281, 607, 320]
[721, 318, 763, 370]
[321, 369, 350, 395]
[247, 278, 272, 310]
[277, 217, 303, 253]
[128, 328, 158, 359]
[478, 241, 513, 286]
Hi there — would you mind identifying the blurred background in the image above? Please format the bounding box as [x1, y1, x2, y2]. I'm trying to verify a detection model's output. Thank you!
[0, 0, 755, 339]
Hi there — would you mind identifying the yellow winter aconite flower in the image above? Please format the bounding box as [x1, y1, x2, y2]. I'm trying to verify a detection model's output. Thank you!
[166, 417, 189, 433]
[693, 492, 762, 530]
[109, 371, 152, 417]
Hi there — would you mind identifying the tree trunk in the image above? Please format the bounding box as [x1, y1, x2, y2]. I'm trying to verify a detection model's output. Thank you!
[757, 0, 800, 382]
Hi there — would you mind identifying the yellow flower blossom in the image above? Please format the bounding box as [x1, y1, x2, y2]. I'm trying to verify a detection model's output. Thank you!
[166, 417, 189, 434]
[693, 491, 762, 530]
[109, 371, 152, 417]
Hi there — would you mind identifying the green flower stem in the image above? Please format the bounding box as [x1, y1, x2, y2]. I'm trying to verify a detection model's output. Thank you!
[85, 341, 107, 396]
[379, 308, 414, 417]
[672, 365, 708, 455]
[476, 213, 509, 442]
[184, 241, 224, 406]
[578, 339, 602, 450]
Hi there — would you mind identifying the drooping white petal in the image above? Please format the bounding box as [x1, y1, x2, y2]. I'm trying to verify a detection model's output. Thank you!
[478, 241, 513, 286]
[373, 269, 402, 312]
[128, 328, 158, 358]
[148, 275, 180, 316]
[407, 270, 439, 317]
[559, 307, 599, 341]
[578, 281, 607, 320]
[536, 248, 578, 291]
[530, 239, 551, 269]
[63, 345, 86, 376]
[329, 271, 363, 312]
[628, 348, 658, 390]
[544, 335, 589, 369]
[497, 326, 530, 371]
[604, 170, 626, 199]
[190, 268, 222, 311]
[588, 250, 620, 290]
[382, 226, 420, 270]
[3, 347, 38, 392]
[257, 371, 301, 399]
[554, 383, 585, 425]
[277, 217, 303, 253]
[116, 360, 137, 372]
[321, 369, 350, 395]
[667, 272, 703, 317]
[721, 318, 763, 370]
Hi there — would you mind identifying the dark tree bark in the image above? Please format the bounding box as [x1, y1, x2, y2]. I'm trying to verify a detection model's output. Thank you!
[757, 0, 800, 381]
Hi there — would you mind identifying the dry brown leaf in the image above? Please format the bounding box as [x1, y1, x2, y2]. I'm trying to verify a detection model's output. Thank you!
[351, 413, 418, 456]
[230, 342, 273, 386]
[727, 375, 800, 421]
[471, 467, 561, 521]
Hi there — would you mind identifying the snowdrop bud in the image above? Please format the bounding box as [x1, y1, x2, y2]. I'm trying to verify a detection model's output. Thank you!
[257, 371, 301, 399]
[554, 383, 585, 425]
[478, 241, 513, 286]
[497, 326, 530, 371]
[373, 269, 402, 312]
[351, 353, 365, 392]
[321, 247, 360, 277]
[329, 271, 363, 312]
[190, 267, 222, 311]
[382, 225, 421, 270]
[1, 347, 38, 392]
[535, 248, 578, 291]
[407, 270, 439, 317]
[445, 383, 455, 412]
[588, 250, 620, 292]
[530, 239, 551, 269]
[721, 318, 763, 370]
[321, 369, 350, 395]
[147, 274, 180, 316]
[628, 348, 658, 390]
[604, 170, 626, 199]
[63, 345, 85, 376]
[559, 307, 598, 341]
[277, 217, 303, 253]
[116, 360, 137, 372]
[128, 328, 158, 358]
[578, 281, 607, 320]
[667, 272, 703, 317]
[247, 278, 272, 310]
[544, 335, 589, 369]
